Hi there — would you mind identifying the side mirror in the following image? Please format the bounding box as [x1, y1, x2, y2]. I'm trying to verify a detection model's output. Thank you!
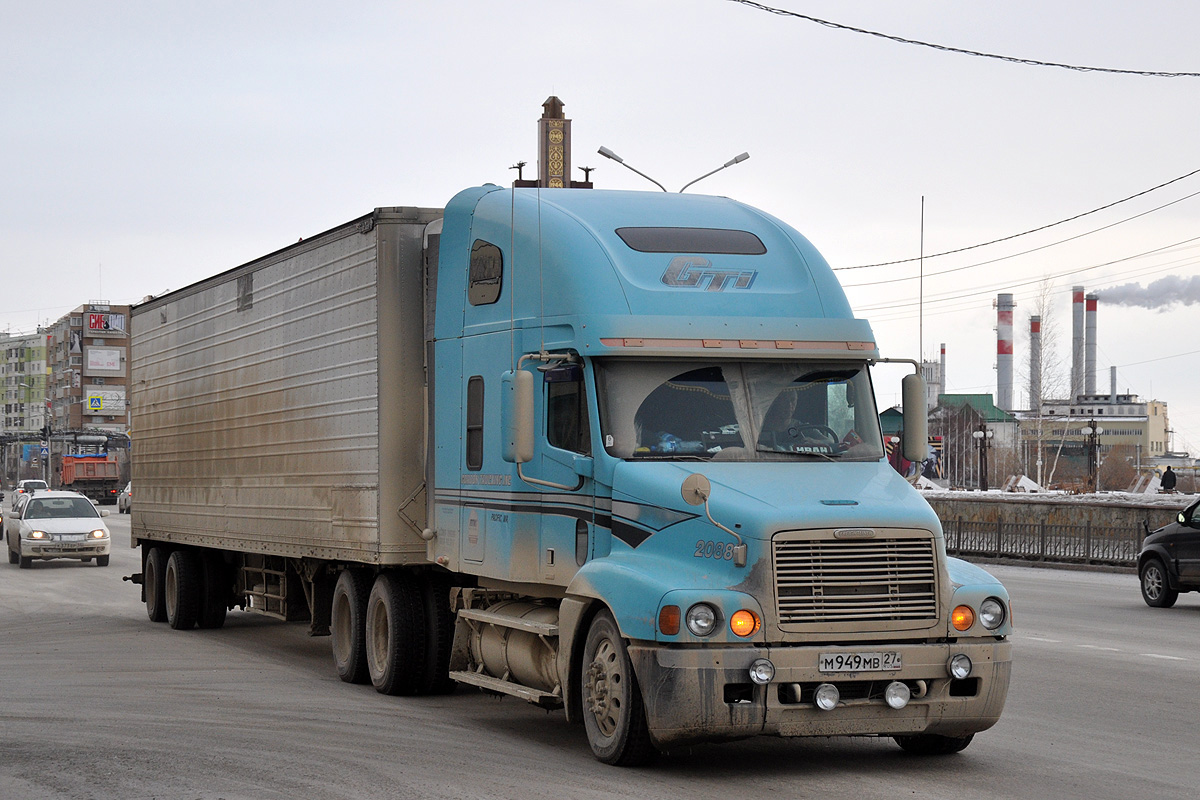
[901, 373, 928, 462]
[501, 369, 534, 464]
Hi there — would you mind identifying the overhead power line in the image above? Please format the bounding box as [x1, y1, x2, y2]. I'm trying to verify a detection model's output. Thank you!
[838, 167, 1200, 271]
[842, 189, 1200, 287]
[727, 0, 1200, 78]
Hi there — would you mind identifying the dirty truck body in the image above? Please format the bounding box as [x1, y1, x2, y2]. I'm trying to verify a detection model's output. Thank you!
[130, 186, 1011, 764]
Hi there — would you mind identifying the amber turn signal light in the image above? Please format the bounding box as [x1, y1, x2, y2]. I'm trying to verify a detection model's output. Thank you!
[730, 609, 760, 637]
[952, 605, 975, 631]
[659, 605, 681, 636]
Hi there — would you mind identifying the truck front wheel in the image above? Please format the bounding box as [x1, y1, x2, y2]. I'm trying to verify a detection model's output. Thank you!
[894, 733, 974, 755]
[580, 610, 657, 766]
[331, 569, 372, 684]
[365, 572, 426, 696]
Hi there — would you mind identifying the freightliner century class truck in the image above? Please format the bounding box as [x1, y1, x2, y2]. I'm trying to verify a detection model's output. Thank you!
[128, 184, 1011, 765]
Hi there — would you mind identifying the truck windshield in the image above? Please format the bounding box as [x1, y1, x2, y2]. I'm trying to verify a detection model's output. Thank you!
[594, 358, 885, 462]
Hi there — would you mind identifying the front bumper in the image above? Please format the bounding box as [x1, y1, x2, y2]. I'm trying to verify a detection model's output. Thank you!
[22, 539, 111, 560]
[628, 639, 1011, 749]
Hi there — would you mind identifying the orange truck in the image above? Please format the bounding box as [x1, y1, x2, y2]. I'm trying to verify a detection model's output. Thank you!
[60, 454, 122, 505]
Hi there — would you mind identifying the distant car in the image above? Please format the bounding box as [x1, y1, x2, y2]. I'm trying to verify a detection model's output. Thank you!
[5, 490, 111, 568]
[1138, 498, 1200, 607]
[10, 479, 48, 508]
[118, 482, 132, 514]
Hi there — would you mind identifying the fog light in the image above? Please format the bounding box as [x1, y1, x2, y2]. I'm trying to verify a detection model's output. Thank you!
[884, 681, 911, 709]
[749, 658, 775, 685]
[814, 683, 840, 711]
[948, 653, 973, 679]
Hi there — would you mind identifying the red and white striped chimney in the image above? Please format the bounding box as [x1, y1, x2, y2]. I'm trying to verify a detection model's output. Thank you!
[1085, 293, 1098, 395]
[1029, 315, 1041, 410]
[996, 293, 1014, 411]
[1071, 286, 1085, 400]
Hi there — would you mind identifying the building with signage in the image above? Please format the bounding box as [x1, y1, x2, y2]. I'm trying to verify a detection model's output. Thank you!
[45, 303, 131, 436]
[2, 330, 49, 438]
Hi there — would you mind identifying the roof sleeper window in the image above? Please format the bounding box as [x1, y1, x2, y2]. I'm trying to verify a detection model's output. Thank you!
[469, 240, 503, 305]
[615, 227, 767, 255]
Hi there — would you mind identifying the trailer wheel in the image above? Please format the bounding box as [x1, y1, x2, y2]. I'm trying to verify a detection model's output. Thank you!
[420, 572, 456, 695]
[581, 610, 657, 766]
[894, 733, 975, 755]
[365, 572, 426, 696]
[198, 551, 229, 629]
[331, 569, 372, 684]
[165, 549, 202, 630]
[145, 547, 169, 622]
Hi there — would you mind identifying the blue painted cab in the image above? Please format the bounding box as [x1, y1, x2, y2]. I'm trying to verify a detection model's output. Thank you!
[430, 186, 1011, 753]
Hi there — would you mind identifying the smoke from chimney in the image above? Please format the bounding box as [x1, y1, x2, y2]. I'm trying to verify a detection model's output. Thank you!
[1098, 275, 1200, 309]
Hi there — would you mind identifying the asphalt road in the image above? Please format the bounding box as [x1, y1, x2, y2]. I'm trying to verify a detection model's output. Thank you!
[2, 514, 1198, 800]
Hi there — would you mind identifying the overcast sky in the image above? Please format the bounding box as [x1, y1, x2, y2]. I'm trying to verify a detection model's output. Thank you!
[4, 1, 1199, 455]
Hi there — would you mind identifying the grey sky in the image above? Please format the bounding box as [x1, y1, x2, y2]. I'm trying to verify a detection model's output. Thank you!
[3, 1, 1198, 452]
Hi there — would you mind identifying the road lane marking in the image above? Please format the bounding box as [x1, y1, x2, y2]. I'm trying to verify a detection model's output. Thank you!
[1140, 653, 1186, 661]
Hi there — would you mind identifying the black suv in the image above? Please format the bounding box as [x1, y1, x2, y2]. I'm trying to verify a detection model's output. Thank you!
[1139, 498, 1200, 607]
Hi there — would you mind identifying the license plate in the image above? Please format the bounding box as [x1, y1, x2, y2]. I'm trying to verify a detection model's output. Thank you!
[62, 535, 86, 542]
[819, 651, 902, 673]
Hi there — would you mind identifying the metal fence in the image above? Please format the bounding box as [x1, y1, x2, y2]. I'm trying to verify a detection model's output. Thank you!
[942, 517, 1141, 568]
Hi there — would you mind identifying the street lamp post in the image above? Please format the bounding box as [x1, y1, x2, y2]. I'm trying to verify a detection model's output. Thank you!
[597, 147, 750, 193]
[1081, 420, 1104, 492]
[972, 424, 994, 491]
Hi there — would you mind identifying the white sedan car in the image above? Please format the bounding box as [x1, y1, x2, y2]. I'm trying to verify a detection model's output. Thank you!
[5, 491, 111, 568]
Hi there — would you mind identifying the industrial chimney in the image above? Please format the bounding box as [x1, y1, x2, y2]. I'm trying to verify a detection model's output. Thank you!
[1071, 286, 1085, 401]
[1085, 293, 1098, 395]
[1029, 315, 1041, 410]
[996, 293, 1014, 411]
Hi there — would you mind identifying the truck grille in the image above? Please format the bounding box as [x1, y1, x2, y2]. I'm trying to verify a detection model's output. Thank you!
[774, 535, 938, 626]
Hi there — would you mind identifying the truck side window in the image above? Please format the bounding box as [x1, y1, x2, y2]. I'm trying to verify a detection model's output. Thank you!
[468, 240, 503, 306]
[546, 364, 591, 456]
[466, 376, 484, 470]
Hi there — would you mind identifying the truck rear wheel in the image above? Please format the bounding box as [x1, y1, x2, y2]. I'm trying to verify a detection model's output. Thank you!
[165, 549, 202, 630]
[331, 569, 371, 684]
[420, 572, 455, 695]
[365, 572, 426, 696]
[145, 547, 168, 622]
[581, 610, 657, 766]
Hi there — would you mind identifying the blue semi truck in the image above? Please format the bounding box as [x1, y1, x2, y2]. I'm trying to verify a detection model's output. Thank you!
[129, 185, 1011, 765]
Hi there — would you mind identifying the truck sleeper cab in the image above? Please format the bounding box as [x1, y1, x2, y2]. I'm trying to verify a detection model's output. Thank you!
[432, 187, 1011, 763]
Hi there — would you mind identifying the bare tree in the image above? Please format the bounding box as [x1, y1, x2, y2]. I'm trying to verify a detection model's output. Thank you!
[1020, 279, 1072, 486]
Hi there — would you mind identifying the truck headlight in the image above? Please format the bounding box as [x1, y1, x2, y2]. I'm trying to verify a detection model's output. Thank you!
[685, 603, 718, 636]
[979, 597, 1006, 629]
